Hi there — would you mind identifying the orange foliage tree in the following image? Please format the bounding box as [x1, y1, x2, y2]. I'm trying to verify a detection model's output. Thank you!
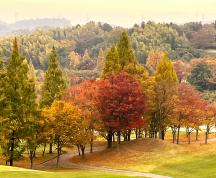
[201, 101, 216, 144]
[173, 83, 204, 144]
[63, 80, 101, 153]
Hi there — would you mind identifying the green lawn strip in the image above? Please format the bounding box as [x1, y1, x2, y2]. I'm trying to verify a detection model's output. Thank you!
[0, 166, 141, 178]
[150, 153, 216, 178]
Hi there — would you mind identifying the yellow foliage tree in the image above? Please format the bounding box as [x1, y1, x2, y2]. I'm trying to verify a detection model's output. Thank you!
[41, 100, 90, 167]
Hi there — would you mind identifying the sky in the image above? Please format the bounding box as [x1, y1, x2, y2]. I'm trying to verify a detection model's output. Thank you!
[0, 0, 216, 27]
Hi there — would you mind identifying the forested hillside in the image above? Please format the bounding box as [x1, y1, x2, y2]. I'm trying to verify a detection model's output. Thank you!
[1, 21, 212, 71]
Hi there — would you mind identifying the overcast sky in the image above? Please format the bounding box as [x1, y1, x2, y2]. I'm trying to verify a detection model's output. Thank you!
[0, 0, 216, 26]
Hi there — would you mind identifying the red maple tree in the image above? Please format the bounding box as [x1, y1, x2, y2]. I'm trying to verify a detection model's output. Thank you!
[97, 72, 146, 147]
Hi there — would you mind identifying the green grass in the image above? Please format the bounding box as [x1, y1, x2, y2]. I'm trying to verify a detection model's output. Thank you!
[151, 153, 216, 178]
[0, 166, 139, 178]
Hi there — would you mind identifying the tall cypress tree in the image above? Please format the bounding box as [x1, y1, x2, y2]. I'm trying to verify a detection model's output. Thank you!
[2, 38, 37, 166]
[22, 58, 38, 169]
[40, 47, 66, 108]
[117, 32, 137, 69]
[40, 47, 66, 153]
[0, 52, 6, 119]
[103, 45, 120, 76]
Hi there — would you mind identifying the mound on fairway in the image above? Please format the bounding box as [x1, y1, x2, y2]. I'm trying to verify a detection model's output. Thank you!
[72, 138, 216, 178]
[0, 166, 137, 178]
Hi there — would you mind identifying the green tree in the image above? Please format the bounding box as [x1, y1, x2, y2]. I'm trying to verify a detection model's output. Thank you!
[117, 32, 137, 69]
[1, 38, 37, 166]
[40, 46, 66, 153]
[40, 47, 66, 108]
[0, 52, 6, 120]
[103, 45, 120, 76]
[24, 59, 38, 169]
[155, 52, 178, 140]
[188, 62, 213, 91]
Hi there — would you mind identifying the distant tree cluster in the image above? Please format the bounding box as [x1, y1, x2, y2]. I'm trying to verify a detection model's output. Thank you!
[0, 21, 208, 72]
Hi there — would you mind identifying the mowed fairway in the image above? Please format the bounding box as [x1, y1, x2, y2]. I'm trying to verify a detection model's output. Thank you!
[0, 166, 139, 178]
[72, 138, 216, 178]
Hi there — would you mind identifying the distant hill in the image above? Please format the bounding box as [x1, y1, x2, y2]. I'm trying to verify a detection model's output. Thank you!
[0, 21, 203, 71]
[0, 18, 71, 36]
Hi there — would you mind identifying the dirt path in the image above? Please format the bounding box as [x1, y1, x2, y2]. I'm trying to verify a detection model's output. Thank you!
[34, 137, 216, 177]
[34, 146, 171, 178]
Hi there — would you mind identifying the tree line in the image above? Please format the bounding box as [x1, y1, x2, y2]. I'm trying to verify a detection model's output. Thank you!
[0, 32, 216, 169]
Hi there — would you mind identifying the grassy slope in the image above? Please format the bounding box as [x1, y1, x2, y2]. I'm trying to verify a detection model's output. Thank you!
[72, 137, 216, 178]
[0, 166, 138, 178]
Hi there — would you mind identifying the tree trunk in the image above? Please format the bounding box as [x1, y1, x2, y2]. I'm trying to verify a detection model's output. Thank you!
[90, 128, 94, 153]
[148, 131, 151, 138]
[171, 127, 177, 144]
[42, 143, 46, 157]
[154, 131, 157, 139]
[186, 127, 189, 137]
[138, 128, 142, 138]
[117, 131, 120, 151]
[33, 147, 36, 158]
[80, 145, 85, 156]
[112, 133, 115, 142]
[127, 130, 131, 141]
[49, 143, 53, 154]
[196, 129, 199, 141]
[56, 138, 60, 167]
[29, 150, 34, 169]
[60, 146, 62, 155]
[188, 132, 191, 144]
[90, 137, 93, 153]
[205, 124, 209, 144]
[9, 131, 15, 166]
[77, 145, 81, 156]
[160, 130, 165, 140]
[107, 129, 113, 148]
[123, 132, 127, 141]
[30, 156, 33, 169]
[162, 130, 165, 140]
[177, 125, 180, 144]
[135, 128, 138, 139]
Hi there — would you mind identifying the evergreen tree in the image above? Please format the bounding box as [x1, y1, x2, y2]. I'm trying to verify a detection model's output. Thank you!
[117, 32, 137, 69]
[0, 52, 6, 119]
[103, 45, 120, 76]
[154, 52, 178, 140]
[40, 47, 66, 108]
[1, 38, 37, 166]
[40, 47, 66, 154]
[23, 58, 38, 169]
[96, 48, 105, 73]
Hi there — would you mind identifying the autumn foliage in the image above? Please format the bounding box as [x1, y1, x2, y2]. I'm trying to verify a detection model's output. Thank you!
[97, 72, 146, 131]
